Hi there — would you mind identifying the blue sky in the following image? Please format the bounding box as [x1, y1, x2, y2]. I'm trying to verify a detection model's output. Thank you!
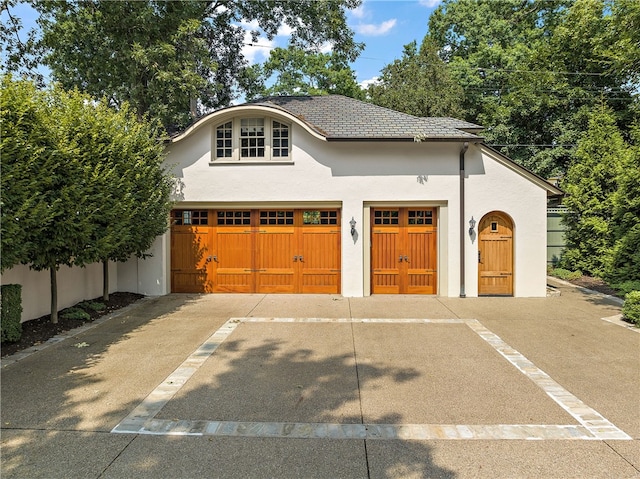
[243, 0, 443, 88]
[3, 0, 442, 91]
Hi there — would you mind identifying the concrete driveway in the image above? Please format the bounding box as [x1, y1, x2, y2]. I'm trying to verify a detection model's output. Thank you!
[1, 279, 638, 478]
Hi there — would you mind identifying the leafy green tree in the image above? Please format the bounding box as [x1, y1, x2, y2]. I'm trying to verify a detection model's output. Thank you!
[247, 46, 364, 99]
[1, 0, 42, 81]
[66, 99, 173, 302]
[1, 76, 172, 321]
[0, 75, 51, 271]
[428, 0, 637, 177]
[368, 37, 464, 118]
[2, 80, 98, 323]
[94, 105, 173, 301]
[31, 0, 362, 132]
[560, 106, 629, 277]
[608, 125, 640, 283]
[605, 0, 640, 85]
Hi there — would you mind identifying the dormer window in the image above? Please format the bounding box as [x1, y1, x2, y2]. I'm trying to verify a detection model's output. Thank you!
[213, 117, 291, 163]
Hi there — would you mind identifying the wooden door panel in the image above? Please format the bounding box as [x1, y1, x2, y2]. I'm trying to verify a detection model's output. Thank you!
[214, 228, 253, 293]
[171, 227, 213, 293]
[300, 227, 340, 293]
[255, 227, 296, 293]
[478, 213, 513, 296]
[372, 227, 401, 294]
[406, 229, 437, 294]
[371, 208, 438, 295]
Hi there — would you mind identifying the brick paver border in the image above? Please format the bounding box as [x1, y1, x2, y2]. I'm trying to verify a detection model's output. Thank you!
[112, 317, 631, 441]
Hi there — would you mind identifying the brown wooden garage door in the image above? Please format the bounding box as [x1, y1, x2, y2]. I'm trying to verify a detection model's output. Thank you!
[171, 209, 341, 294]
[371, 208, 437, 294]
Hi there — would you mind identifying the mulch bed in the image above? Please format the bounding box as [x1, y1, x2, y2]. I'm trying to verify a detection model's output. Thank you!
[1, 292, 143, 358]
[566, 276, 622, 299]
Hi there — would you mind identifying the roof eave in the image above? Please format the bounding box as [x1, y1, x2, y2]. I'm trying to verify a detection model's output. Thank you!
[325, 136, 484, 142]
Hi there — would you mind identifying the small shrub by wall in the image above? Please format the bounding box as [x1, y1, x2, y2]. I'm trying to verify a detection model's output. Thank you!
[1, 284, 23, 342]
[549, 268, 583, 281]
[622, 291, 640, 327]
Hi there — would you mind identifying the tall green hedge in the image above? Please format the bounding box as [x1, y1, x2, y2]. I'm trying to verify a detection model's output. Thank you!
[1, 284, 23, 342]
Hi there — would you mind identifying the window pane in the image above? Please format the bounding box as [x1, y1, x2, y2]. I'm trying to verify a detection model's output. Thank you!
[272, 121, 290, 158]
[216, 122, 233, 159]
[240, 118, 265, 158]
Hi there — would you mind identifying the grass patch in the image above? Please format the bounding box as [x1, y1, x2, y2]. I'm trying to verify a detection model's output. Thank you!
[548, 268, 583, 281]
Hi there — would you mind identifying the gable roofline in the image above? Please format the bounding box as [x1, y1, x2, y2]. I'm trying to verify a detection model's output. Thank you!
[170, 95, 484, 143]
[250, 95, 483, 141]
[480, 144, 564, 198]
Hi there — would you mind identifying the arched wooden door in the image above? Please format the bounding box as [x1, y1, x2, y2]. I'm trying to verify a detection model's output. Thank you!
[478, 212, 513, 296]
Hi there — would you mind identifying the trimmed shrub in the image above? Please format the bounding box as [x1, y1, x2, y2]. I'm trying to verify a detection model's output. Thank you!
[612, 281, 640, 297]
[1, 284, 23, 342]
[78, 300, 106, 312]
[549, 268, 583, 281]
[622, 291, 640, 327]
[60, 307, 91, 321]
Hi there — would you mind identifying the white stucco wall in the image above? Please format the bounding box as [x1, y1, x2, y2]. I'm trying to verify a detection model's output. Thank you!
[465, 147, 548, 297]
[1, 262, 118, 322]
[130, 108, 551, 298]
[117, 235, 168, 296]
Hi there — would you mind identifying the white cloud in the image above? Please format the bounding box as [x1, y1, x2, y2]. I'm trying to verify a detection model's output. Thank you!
[318, 42, 333, 54]
[354, 19, 397, 36]
[239, 19, 260, 30]
[241, 29, 275, 65]
[359, 76, 380, 89]
[276, 22, 295, 37]
[349, 4, 369, 20]
[419, 0, 442, 7]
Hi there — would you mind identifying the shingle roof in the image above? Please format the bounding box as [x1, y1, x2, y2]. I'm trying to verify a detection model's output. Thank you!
[245, 95, 483, 141]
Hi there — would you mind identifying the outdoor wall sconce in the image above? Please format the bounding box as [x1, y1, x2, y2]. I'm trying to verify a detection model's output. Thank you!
[350, 217, 357, 236]
[468, 216, 476, 236]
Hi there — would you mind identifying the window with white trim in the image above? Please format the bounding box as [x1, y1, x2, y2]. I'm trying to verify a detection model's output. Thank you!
[240, 118, 265, 158]
[272, 121, 289, 158]
[215, 121, 233, 158]
[212, 117, 291, 162]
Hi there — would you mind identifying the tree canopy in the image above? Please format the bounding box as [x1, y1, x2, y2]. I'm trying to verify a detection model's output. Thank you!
[246, 46, 364, 99]
[21, 0, 362, 133]
[427, 0, 638, 177]
[367, 37, 464, 118]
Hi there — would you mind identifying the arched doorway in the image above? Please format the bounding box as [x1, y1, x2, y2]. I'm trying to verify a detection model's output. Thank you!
[478, 211, 513, 296]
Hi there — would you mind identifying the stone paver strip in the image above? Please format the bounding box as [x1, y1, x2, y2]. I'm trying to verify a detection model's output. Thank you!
[464, 319, 631, 440]
[112, 317, 632, 441]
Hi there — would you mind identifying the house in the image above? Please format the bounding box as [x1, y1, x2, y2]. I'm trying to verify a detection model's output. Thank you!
[120, 95, 562, 298]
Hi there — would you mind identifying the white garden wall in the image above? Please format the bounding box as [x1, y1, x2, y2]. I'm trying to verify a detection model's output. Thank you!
[1, 262, 118, 323]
